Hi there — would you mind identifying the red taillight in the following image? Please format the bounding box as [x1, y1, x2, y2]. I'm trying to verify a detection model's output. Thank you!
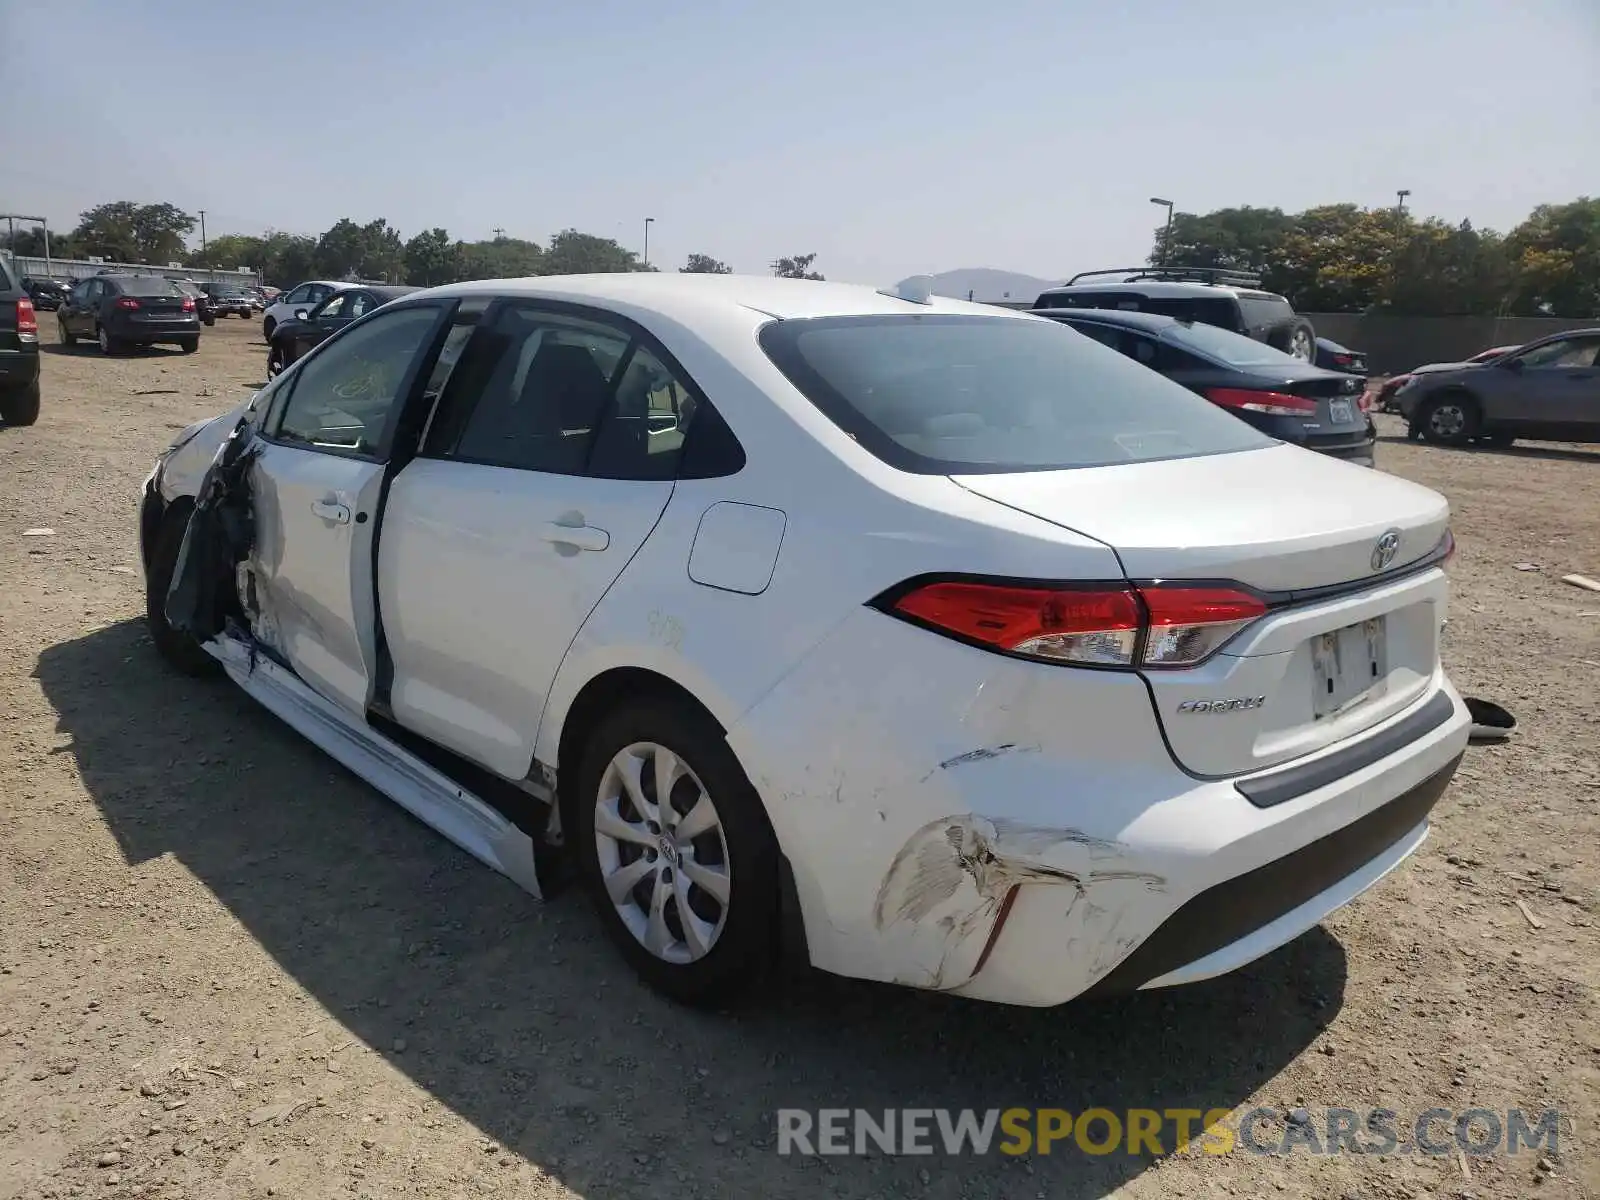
[115, 296, 141, 310]
[886, 580, 1266, 669]
[1206, 387, 1317, 417]
[1140, 586, 1269, 666]
[181, 297, 196, 312]
[15, 298, 37, 338]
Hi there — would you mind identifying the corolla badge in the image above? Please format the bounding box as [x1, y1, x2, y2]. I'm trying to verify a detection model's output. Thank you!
[1371, 529, 1402, 572]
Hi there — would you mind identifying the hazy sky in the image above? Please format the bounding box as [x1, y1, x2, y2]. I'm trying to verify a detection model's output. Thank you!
[2, 0, 1595, 284]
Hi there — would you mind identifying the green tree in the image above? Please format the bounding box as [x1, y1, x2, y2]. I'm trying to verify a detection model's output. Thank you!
[1503, 198, 1600, 317]
[71, 201, 196, 264]
[404, 227, 459, 285]
[456, 235, 543, 280]
[1150, 207, 1295, 275]
[772, 253, 823, 280]
[680, 253, 732, 274]
[314, 217, 404, 281]
[192, 234, 267, 273]
[541, 229, 641, 274]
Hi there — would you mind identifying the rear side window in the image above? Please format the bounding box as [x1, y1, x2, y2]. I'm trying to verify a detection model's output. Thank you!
[1236, 295, 1295, 329]
[1131, 295, 1240, 328]
[759, 314, 1272, 474]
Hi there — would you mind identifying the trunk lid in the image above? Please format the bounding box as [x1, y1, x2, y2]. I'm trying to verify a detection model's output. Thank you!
[953, 443, 1452, 775]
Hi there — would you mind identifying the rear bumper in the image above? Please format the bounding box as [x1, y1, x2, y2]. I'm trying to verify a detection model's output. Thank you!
[727, 607, 1470, 1007]
[0, 347, 41, 387]
[109, 315, 202, 341]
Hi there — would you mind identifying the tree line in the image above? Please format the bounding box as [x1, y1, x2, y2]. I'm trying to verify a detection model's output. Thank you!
[0, 201, 826, 287]
[1151, 197, 1599, 317]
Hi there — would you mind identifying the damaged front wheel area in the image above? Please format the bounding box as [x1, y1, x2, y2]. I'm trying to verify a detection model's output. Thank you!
[145, 506, 221, 677]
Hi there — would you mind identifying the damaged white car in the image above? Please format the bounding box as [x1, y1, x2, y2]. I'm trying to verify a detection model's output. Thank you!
[139, 274, 1470, 1007]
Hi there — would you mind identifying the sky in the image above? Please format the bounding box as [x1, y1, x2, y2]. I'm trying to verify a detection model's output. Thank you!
[2, 0, 1596, 285]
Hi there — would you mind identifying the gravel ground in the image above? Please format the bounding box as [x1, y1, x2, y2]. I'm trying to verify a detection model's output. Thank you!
[1, 318, 1596, 1200]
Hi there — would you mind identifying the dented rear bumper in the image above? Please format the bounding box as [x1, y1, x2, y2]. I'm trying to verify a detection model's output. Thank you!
[727, 607, 1470, 1007]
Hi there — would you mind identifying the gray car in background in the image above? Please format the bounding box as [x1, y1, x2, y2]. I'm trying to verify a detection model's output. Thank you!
[1398, 328, 1600, 447]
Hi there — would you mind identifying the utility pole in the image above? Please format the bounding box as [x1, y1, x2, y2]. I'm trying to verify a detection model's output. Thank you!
[1395, 189, 1410, 218]
[643, 217, 654, 270]
[198, 210, 210, 283]
[1150, 197, 1175, 266]
[492, 226, 505, 240]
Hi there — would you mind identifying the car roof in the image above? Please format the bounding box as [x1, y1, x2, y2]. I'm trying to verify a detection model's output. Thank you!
[1038, 280, 1287, 301]
[411, 273, 1020, 322]
[362, 285, 420, 299]
[1029, 306, 1182, 334]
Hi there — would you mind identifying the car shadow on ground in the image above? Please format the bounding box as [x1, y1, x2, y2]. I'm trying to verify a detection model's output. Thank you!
[40, 342, 191, 359]
[37, 619, 1346, 1200]
[1375, 431, 1600, 464]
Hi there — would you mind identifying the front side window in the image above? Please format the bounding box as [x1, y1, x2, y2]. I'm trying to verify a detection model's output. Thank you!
[285, 285, 312, 305]
[759, 314, 1272, 474]
[273, 306, 440, 455]
[308, 285, 334, 305]
[1517, 336, 1600, 370]
[315, 294, 347, 320]
[347, 292, 379, 318]
[1136, 295, 1240, 329]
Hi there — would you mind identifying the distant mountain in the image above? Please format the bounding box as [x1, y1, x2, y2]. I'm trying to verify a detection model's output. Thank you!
[902, 268, 1061, 304]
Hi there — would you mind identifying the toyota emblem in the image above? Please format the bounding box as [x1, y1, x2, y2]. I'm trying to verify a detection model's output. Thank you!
[1371, 529, 1401, 572]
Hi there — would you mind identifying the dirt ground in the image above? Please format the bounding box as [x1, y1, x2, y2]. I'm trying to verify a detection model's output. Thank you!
[1, 317, 1596, 1200]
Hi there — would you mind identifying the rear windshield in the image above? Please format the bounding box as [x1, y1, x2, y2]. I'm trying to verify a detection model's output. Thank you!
[758, 314, 1273, 474]
[117, 277, 184, 297]
[1161, 320, 1298, 367]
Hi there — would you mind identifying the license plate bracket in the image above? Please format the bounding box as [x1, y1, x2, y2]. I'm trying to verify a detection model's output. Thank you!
[1329, 399, 1354, 423]
[1311, 616, 1387, 719]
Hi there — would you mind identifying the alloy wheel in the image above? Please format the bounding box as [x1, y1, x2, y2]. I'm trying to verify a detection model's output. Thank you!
[1289, 328, 1314, 361]
[593, 741, 731, 964]
[1428, 403, 1466, 439]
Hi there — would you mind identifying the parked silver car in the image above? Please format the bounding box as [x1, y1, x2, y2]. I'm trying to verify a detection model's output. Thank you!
[1398, 328, 1600, 446]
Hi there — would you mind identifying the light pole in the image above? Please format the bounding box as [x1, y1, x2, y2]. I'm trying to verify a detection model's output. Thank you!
[198, 210, 210, 282]
[1395, 189, 1410, 218]
[1150, 197, 1175, 266]
[642, 217, 654, 270]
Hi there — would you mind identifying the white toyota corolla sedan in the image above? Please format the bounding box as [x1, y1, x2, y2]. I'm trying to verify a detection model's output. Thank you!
[140, 273, 1469, 1007]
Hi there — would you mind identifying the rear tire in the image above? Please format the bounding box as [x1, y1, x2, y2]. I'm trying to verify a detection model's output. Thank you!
[266, 343, 287, 378]
[180, 337, 199, 355]
[145, 507, 222, 678]
[97, 325, 123, 356]
[569, 696, 780, 1007]
[1418, 392, 1480, 445]
[0, 380, 41, 426]
[1282, 318, 1317, 362]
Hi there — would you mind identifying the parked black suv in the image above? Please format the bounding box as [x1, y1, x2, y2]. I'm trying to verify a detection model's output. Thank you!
[1034, 267, 1318, 361]
[0, 257, 42, 425]
[57, 274, 201, 355]
[23, 277, 71, 312]
[174, 280, 219, 326]
[200, 282, 253, 318]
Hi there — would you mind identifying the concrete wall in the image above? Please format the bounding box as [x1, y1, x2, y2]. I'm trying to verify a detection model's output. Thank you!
[5, 253, 256, 286]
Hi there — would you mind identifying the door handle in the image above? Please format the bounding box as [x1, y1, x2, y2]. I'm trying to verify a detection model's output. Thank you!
[538, 521, 609, 552]
[311, 499, 352, 525]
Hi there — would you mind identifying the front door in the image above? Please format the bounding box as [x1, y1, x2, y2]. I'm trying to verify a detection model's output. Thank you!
[249, 303, 447, 714]
[377, 302, 693, 778]
[1490, 334, 1600, 437]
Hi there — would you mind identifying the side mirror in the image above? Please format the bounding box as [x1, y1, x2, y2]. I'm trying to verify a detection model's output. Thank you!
[294, 310, 309, 321]
[1500, 356, 1523, 371]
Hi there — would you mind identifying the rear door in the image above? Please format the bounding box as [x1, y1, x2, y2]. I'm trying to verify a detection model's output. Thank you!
[377, 300, 690, 778]
[249, 302, 450, 715]
[1490, 335, 1600, 437]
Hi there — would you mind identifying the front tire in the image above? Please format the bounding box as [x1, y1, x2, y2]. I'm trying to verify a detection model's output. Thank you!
[0, 380, 41, 426]
[261, 316, 276, 340]
[266, 343, 287, 378]
[145, 507, 221, 677]
[1283, 319, 1316, 362]
[1418, 392, 1479, 445]
[570, 697, 780, 1006]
